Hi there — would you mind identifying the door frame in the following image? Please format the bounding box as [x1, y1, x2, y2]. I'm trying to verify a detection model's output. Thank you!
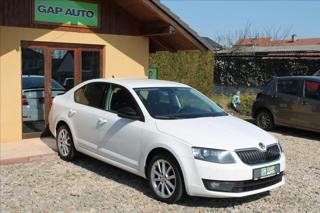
[21, 41, 104, 138]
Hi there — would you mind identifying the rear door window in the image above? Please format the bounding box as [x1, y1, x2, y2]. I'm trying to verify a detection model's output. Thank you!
[277, 79, 299, 96]
[74, 82, 108, 109]
[304, 81, 320, 100]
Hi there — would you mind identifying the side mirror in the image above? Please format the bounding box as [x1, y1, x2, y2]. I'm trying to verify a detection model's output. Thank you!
[117, 107, 140, 120]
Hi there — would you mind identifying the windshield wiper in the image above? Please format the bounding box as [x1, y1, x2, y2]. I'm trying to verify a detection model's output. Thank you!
[154, 115, 181, 120]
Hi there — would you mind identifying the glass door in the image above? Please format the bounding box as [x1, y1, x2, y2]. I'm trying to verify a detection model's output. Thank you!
[44, 49, 75, 122]
[81, 50, 101, 81]
[21, 42, 103, 137]
[22, 48, 46, 134]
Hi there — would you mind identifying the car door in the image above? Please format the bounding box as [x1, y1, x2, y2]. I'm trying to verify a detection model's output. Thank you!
[273, 78, 300, 125]
[70, 82, 110, 153]
[295, 80, 320, 131]
[96, 84, 145, 170]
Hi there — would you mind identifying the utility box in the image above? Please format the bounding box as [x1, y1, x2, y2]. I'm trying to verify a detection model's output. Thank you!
[148, 67, 158, 79]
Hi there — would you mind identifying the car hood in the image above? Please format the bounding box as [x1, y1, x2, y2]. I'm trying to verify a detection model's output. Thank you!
[155, 115, 277, 151]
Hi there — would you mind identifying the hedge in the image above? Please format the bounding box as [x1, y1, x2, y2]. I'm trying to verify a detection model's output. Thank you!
[149, 51, 214, 95]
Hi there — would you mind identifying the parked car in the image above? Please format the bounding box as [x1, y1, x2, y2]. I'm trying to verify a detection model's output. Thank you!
[252, 76, 320, 133]
[49, 79, 285, 203]
[22, 75, 65, 121]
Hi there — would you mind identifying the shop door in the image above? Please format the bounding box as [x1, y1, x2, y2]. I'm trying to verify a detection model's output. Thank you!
[21, 42, 103, 138]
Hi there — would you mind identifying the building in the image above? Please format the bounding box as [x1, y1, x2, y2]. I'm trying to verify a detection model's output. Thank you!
[0, 0, 209, 142]
[201, 37, 223, 52]
[215, 36, 320, 87]
[235, 35, 320, 47]
[230, 35, 320, 59]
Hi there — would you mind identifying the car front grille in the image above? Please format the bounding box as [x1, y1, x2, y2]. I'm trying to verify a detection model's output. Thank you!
[236, 144, 281, 165]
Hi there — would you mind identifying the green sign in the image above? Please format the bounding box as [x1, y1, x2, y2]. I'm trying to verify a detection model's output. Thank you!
[34, 0, 99, 27]
[148, 68, 158, 79]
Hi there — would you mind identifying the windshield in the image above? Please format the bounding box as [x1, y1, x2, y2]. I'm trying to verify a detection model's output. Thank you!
[134, 87, 227, 119]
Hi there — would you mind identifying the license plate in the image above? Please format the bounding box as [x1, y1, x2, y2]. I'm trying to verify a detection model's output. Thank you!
[253, 164, 280, 180]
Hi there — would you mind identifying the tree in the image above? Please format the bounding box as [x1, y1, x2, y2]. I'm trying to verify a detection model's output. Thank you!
[214, 21, 292, 48]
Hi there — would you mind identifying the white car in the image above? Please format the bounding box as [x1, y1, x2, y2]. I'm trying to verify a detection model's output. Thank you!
[23, 75, 65, 121]
[49, 79, 285, 203]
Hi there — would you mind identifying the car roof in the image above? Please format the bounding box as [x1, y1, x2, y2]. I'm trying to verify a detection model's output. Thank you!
[84, 78, 190, 89]
[274, 76, 320, 81]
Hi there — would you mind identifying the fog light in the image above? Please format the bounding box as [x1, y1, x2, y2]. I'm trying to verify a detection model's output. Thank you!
[203, 180, 236, 192]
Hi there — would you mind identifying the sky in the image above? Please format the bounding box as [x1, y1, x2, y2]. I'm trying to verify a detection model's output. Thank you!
[161, 0, 320, 44]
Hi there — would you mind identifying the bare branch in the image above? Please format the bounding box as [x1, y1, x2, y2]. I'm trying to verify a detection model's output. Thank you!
[214, 21, 293, 48]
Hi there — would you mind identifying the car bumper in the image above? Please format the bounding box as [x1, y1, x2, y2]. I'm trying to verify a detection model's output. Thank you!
[181, 153, 286, 198]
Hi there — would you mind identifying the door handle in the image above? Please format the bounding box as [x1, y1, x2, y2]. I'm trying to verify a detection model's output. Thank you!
[97, 118, 108, 127]
[68, 109, 77, 117]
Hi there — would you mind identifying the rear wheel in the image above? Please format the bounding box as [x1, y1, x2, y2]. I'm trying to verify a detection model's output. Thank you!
[147, 154, 184, 203]
[56, 125, 77, 161]
[256, 109, 274, 131]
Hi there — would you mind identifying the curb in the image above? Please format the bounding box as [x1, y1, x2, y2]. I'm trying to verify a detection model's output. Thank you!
[0, 153, 57, 165]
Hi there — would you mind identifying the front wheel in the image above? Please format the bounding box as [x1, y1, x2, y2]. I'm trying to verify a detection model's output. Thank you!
[256, 110, 274, 131]
[147, 154, 185, 203]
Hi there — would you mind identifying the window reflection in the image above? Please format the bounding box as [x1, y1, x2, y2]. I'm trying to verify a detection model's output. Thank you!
[52, 50, 74, 91]
[82, 51, 100, 81]
[22, 48, 46, 133]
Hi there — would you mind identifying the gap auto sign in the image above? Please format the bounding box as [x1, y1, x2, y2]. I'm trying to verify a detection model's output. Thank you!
[34, 0, 99, 27]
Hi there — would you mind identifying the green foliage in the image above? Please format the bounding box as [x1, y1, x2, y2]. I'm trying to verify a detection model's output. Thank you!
[239, 95, 256, 116]
[210, 94, 256, 117]
[149, 51, 214, 95]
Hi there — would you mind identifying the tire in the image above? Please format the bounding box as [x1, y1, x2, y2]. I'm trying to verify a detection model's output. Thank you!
[56, 125, 77, 161]
[256, 109, 274, 131]
[147, 153, 185, 203]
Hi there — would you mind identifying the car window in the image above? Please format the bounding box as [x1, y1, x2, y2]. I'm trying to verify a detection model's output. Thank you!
[263, 78, 274, 95]
[277, 79, 299, 96]
[51, 79, 65, 90]
[176, 89, 212, 112]
[74, 82, 108, 109]
[305, 81, 320, 100]
[135, 87, 226, 119]
[107, 85, 139, 113]
[22, 76, 64, 90]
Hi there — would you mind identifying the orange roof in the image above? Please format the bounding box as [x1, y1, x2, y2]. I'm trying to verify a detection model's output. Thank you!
[235, 37, 320, 47]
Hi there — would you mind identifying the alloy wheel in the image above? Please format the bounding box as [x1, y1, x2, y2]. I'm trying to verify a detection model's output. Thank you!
[150, 159, 177, 199]
[257, 111, 273, 130]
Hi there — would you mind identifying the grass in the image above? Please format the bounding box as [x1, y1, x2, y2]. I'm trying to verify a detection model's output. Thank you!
[210, 94, 256, 121]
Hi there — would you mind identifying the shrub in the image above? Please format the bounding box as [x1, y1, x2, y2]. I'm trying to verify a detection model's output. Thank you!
[149, 51, 214, 95]
[239, 95, 256, 116]
[210, 94, 256, 117]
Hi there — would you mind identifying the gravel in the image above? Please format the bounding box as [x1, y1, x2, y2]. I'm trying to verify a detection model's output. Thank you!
[1, 127, 319, 212]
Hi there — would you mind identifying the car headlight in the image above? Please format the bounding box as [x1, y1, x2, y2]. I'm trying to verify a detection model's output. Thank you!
[192, 147, 236, 164]
[278, 143, 284, 153]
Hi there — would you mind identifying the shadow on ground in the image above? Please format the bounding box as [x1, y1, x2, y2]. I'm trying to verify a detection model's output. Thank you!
[69, 153, 270, 208]
[270, 126, 320, 141]
[243, 118, 319, 141]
